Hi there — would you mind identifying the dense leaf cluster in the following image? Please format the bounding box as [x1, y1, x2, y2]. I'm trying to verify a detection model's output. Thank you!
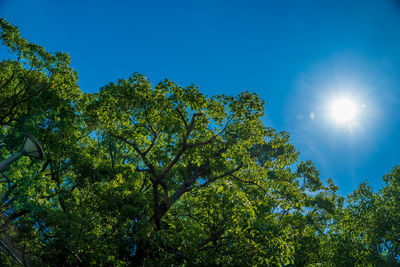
[0, 19, 399, 266]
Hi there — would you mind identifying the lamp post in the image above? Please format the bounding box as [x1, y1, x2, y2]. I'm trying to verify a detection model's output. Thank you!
[0, 134, 44, 171]
[0, 134, 43, 266]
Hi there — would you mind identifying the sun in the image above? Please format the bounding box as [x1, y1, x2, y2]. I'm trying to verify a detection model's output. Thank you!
[329, 97, 358, 124]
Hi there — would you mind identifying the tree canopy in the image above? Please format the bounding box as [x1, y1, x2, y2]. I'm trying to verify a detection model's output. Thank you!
[0, 18, 400, 266]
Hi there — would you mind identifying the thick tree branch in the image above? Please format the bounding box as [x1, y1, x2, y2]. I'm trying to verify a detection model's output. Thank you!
[158, 112, 203, 180]
[157, 163, 242, 222]
[159, 180, 169, 204]
[152, 182, 160, 230]
[158, 169, 203, 220]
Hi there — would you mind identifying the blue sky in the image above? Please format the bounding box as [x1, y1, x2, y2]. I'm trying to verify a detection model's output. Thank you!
[1, 0, 400, 195]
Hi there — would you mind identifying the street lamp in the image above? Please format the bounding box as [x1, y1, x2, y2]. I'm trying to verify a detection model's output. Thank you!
[0, 134, 43, 266]
[0, 134, 44, 171]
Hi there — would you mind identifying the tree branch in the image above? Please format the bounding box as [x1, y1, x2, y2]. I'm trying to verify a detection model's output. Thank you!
[197, 226, 228, 251]
[199, 162, 244, 188]
[64, 245, 83, 266]
[158, 168, 204, 220]
[176, 108, 189, 131]
[108, 132, 159, 178]
[7, 210, 28, 221]
[143, 117, 158, 156]
[158, 112, 203, 180]
[0, 56, 20, 90]
[152, 182, 160, 230]
[185, 117, 233, 148]
[229, 173, 268, 194]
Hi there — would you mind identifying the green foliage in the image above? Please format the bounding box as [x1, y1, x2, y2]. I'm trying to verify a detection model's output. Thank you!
[322, 167, 400, 266]
[1, 18, 400, 267]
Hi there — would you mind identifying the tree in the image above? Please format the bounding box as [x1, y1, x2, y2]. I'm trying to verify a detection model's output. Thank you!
[0, 18, 84, 265]
[0, 19, 346, 266]
[85, 73, 269, 263]
[323, 166, 400, 266]
[85, 76, 344, 265]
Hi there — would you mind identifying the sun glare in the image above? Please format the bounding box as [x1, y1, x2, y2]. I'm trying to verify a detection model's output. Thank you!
[329, 98, 358, 124]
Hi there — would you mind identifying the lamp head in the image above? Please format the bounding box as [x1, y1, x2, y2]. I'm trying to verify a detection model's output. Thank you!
[20, 134, 44, 160]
